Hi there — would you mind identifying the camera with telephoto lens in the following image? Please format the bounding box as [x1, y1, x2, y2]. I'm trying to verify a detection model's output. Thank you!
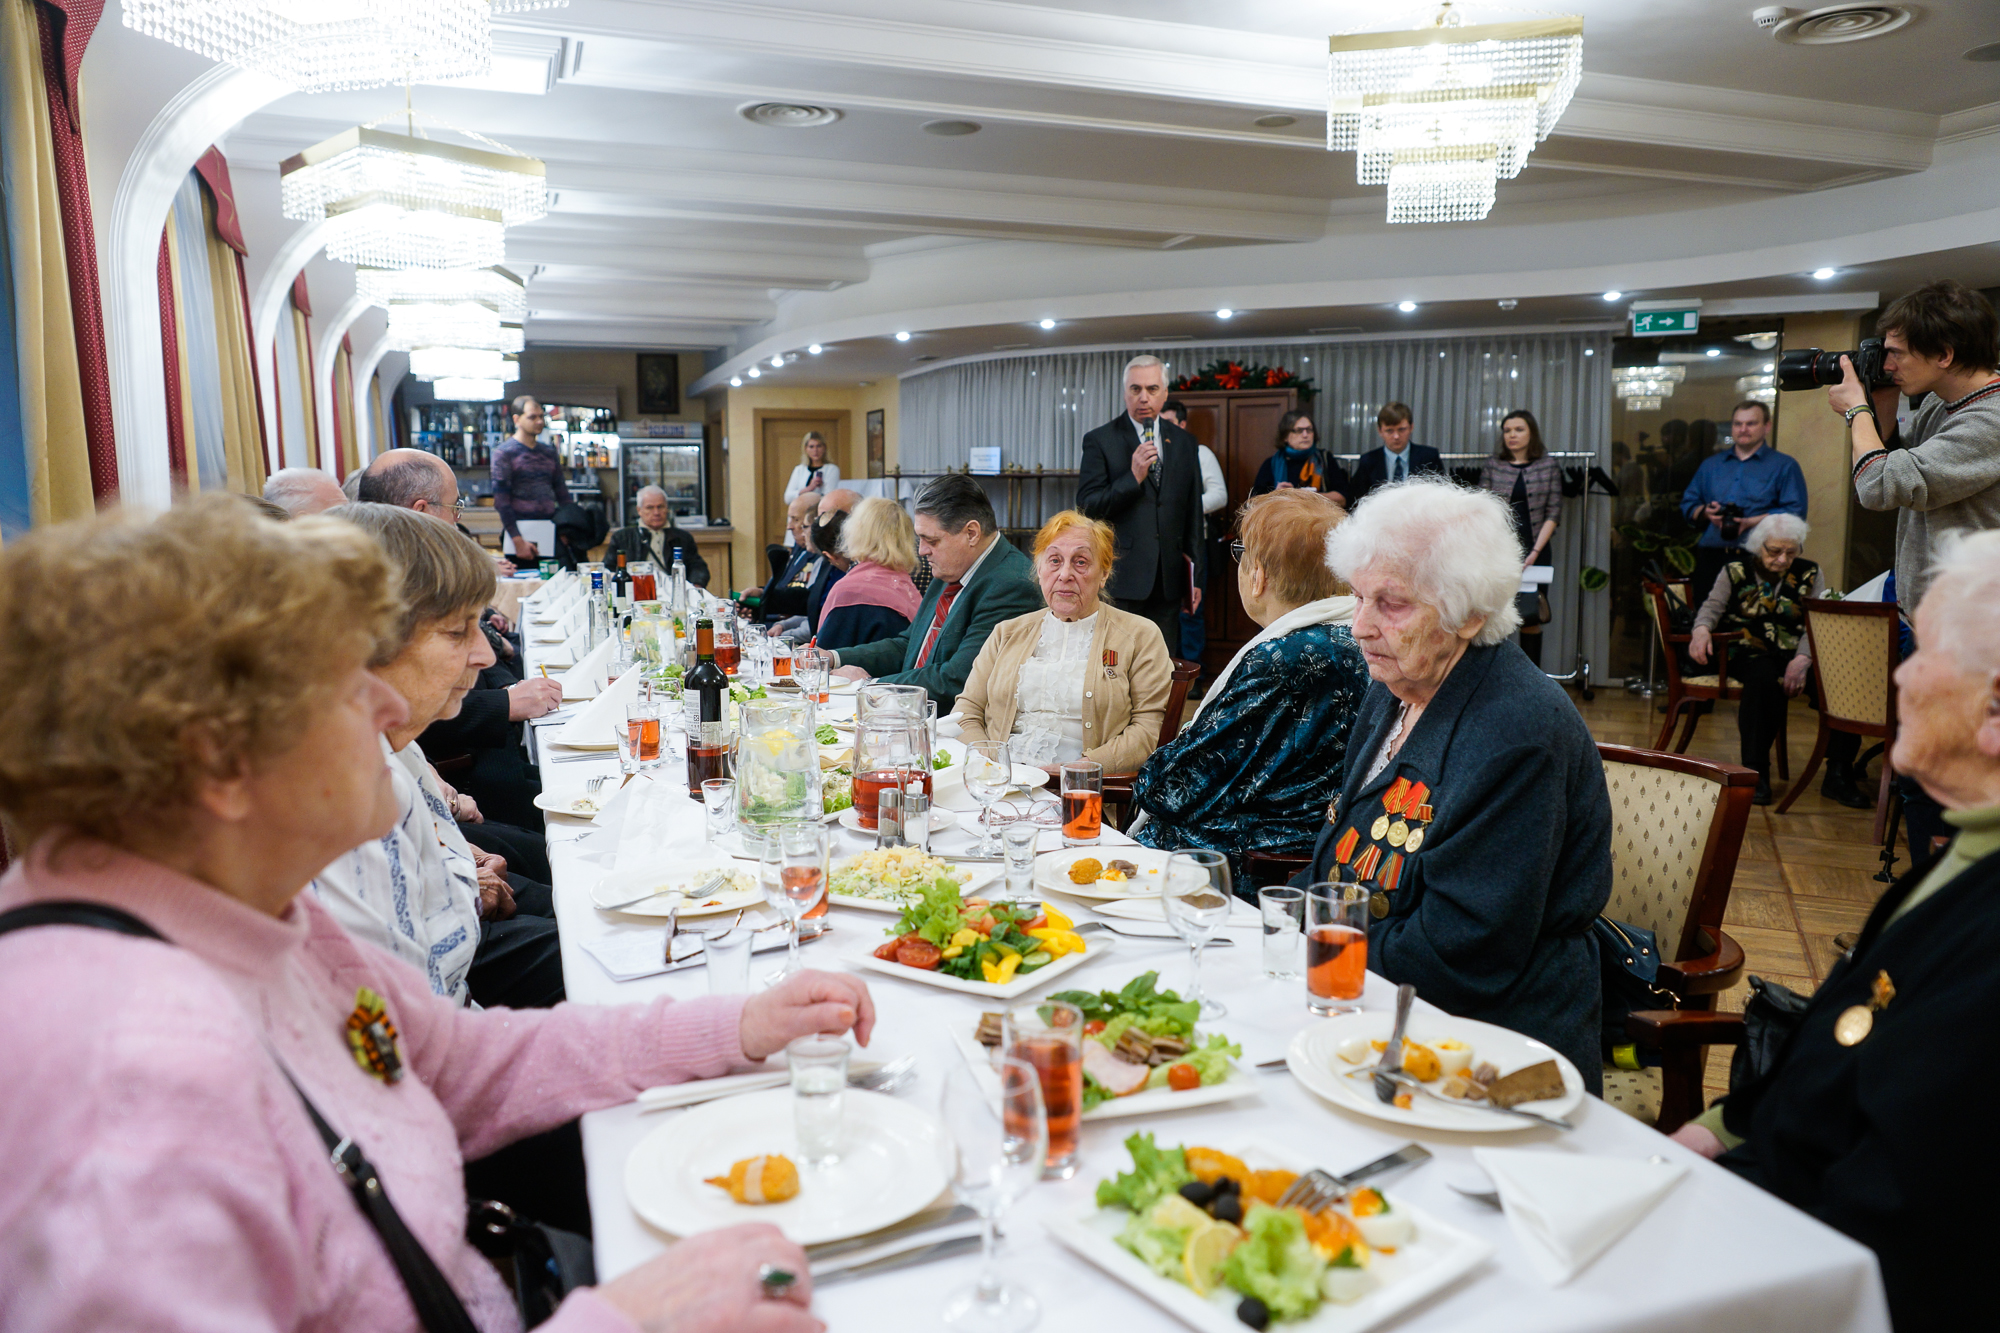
[1715, 502, 1747, 543]
[1776, 337, 1892, 391]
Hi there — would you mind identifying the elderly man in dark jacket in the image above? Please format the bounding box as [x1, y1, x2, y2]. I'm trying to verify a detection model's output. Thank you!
[1296, 477, 1611, 1087]
[604, 485, 710, 589]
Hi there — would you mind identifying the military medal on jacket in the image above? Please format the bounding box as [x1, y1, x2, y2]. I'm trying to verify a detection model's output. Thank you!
[1333, 778, 1434, 919]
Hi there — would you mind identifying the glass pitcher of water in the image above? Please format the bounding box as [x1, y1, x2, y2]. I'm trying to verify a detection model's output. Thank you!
[734, 697, 822, 849]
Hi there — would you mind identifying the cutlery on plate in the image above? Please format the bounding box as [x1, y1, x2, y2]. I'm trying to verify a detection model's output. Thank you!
[1274, 1142, 1433, 1212]
[811, 1235, 981, 1285]
[1075, 920, 1233, 947]
[599, 871, 725, 914]
[1357, 1067, 1576, 1131]
[805, 1205, 976, 1264]
[1373, 983, 1416, 1105]
[637, 1051, 912, 1111]
[548, 752, 615, 763]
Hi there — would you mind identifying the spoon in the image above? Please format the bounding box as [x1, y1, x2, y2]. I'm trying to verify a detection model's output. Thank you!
[1373, 983, 1415, 1105]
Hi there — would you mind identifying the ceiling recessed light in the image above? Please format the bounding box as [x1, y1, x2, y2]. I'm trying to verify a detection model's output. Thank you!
[1705, 348, 1721, 357]
[729, 376, 742, 387]
[770, 354, 785, 368]
[1583, 348, 1594, 356]
[1812, 267, 1837, 279]
[1498, 299, 1518, 310]
[1038, 318, 1057, 330]
[740, 102, 843, 128]
[1396, 301, 1418, 313]
[1215, 309, 1234, 319]
[747, 367, 761, 378]
[894, 331, 911, 342]
[1254, 113, 1296, 128]
[808, 343, 823, 355]
[922, 119, 982, 136]
[1602, 290, 1622, 301]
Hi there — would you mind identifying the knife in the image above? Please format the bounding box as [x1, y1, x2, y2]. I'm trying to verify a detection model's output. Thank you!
[805, 1205, 977, 1264]
[811, 1233, 982, 1285]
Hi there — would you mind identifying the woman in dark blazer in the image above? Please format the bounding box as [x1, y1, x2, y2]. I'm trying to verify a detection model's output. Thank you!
[1479, 409, 1562, 661]
[1297, 476, 1611, 1088]
[1251, 411, 1351, 505]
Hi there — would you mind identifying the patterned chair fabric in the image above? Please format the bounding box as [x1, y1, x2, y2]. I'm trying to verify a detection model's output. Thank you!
[1601, 1067, 1664, 1123]
[1808, 608, 1892, 727]
[1600, 759, 1720, 954]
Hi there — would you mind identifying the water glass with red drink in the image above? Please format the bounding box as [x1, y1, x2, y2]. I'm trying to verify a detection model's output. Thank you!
[1001, 999, 1083, 1179]
[713, 617, 739, 675]
[623, 701, 662, 773]
[1305, 882, 1370, 1015]
[1058, 761, 1101, 846]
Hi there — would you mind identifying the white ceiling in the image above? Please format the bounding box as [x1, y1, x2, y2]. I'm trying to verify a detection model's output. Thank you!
[210, 0, 2000, 375]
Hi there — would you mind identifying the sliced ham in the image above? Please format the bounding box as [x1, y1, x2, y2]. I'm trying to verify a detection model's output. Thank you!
[1083, 1041, 1152, 1097]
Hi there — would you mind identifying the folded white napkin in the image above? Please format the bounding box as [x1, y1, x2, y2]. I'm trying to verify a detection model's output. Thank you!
[638, 1065, 788, 1111]
[549, 666, 642, 748]
[583, 923, 787, 982]
[577, 775, 708, 875]
[1473, 1148, 1686, 1285]
[558, 635, 614, 700]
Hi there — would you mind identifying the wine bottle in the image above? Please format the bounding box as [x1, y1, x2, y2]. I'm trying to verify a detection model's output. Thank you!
[686, 617, 727, 734]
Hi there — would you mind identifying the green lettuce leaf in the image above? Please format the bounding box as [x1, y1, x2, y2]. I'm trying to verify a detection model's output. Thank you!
[1221, 1204, 1324, 1321]
[1093, 1132, 1192, 1215]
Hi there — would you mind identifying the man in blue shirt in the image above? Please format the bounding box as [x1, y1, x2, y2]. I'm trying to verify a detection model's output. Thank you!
[1680, 400, 1808, 602]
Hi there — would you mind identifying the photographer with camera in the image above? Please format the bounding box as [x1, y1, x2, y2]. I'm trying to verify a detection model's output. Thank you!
[1679, 401, 1808, 609]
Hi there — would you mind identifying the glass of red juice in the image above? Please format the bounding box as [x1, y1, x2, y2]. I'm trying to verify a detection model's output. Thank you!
[1305, 882, 1370, 1015]
[1001, 999, 1083, 1179]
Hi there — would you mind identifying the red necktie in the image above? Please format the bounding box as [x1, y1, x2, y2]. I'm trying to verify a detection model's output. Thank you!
[914, 581, 963, 668]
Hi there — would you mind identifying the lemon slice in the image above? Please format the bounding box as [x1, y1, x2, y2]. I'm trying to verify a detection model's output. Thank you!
[754, 728, 798, 756]
[1181, 1219, 1241, 1297]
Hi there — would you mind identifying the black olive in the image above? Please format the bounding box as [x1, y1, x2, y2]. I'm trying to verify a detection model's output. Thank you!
[1236, 1296, 1270, 1330]
[1178, 1180, 1215, 1207]
[1211, 1193, 1243, 1224]
[1212, 1174, 1241, 1195]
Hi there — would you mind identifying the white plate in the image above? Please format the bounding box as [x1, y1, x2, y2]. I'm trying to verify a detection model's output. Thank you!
[532, 633, 568, 644]
[837, 806, 958, 835]
[1035, 847, 1173, 901]
[826, 856, 999, 913]
[533, 790, 611, 819]
[931, 763, 1052, 812]
[1047, 1137, 1491, 1333]
[1096, 896, 1260, 928]
[1286, 1012, 1585, 1132]
[623, 1087, 950, 1245]
[849, 932, 1108, 998]
[591, 860, 764, 918]
[950, 1027, 1258, 1122]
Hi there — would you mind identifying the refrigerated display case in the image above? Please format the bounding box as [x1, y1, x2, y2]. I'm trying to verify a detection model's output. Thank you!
[619, 430, 705, 524]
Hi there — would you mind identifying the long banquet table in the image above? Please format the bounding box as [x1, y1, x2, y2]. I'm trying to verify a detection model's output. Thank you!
[521, 615, 1889, 1333]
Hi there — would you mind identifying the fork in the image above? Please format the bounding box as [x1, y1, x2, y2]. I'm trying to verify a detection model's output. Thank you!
[1373, 983, 1415, 1105]
[1274, 1142, 1433, 1213]
[586, 775, 609, 796]
[600, 870, 725, 913]
[1075, 920, 1235, 947]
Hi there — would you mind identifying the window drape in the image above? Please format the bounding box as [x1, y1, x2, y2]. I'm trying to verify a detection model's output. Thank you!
[331, 335, 356, 479]
[156, 166, 268, 494]
[272, 276, 318, 470]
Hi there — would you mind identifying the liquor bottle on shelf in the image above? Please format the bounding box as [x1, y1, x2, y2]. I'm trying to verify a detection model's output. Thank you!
[685, 617, 727, 735]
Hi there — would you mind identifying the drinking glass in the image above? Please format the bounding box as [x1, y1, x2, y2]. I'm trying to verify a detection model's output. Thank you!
[787, 1034, 848, 1167]
[963, 741, 1013, 855]
[769, 634, 793, 679]
[1305, 882, 1370, 1016]
[1162, 849, 1233, 1019]
[765, 823, 827, 978]
[1058, 761, 1102, 847]
[623, 701, 662, 774]
[1258, 886, 1306, 981]
[1000, 823, 1040, 908]
[703, 922, 754, 994]
[940, 1060, 1046, 1333]
[796, 645, 830, 703]
[1001, 1000, 1082, 1179]
[687, 720, 733, 799]
[701, 778, 736, 843]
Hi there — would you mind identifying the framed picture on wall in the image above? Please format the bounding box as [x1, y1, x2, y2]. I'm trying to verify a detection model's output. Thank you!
[866, 408, 885, 478]
[637, 353, 680, 415]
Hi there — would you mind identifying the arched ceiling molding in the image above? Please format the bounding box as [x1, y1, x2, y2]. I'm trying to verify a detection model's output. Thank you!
[106, 63, 290, 509]
[250, 214, 361, 449]
[352, 335, 394, 461]
[315, 293, 374, 465]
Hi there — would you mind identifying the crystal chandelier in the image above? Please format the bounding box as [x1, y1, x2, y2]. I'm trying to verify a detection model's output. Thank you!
[1612, 364, 1685, 411]
[121, 0, 544, 95]
[357, 266, 527, 320]
[1329, 4, 1584, 224]
[409, 347, 519, 381]
[431, 378, 507, 401]
[388, 301, 525, 354]
[281, 127, 546, 271]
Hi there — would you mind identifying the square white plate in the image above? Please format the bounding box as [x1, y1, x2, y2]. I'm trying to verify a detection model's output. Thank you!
[949, 1026, 1258, 1121]
[848, 932, 1109, 998]
[1046, 1137, 1492, 1333]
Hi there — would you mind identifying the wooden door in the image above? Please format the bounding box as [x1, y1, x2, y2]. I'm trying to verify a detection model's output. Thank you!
[1172, 390, 1297, 673]
[755, 410, 849, 552]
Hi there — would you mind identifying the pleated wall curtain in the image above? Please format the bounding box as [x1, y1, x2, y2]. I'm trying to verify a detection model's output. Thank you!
[272, 276, 318, 469]
[331, 335, 356, 479]
[900, 330, 1615, 673]
[156, 164, 268, 494]
[0, 0, 114, 536]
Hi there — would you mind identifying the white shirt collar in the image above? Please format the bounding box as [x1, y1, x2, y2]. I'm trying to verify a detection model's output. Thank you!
[948, 533, 1002, 589]
[1128, 412, 1160, 441]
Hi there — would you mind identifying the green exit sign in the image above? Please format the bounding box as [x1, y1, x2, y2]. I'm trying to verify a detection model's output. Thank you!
[1632, 308, 1700, 335]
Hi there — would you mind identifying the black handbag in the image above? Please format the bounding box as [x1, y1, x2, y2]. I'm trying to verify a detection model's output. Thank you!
[1592, 916, 1678, 1069]
[1728, 975, 1811, 1092]
[0, 901, 590, 1331]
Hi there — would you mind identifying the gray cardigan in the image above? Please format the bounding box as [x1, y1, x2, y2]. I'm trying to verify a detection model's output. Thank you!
[1854, 382, 2000, 609]
[1298, 640, 1612, 1088]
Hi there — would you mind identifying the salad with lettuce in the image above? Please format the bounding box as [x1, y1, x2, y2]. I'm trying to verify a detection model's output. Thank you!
[1094, 1134, 1414, 1326]
[1049, 973, 1242, 1110]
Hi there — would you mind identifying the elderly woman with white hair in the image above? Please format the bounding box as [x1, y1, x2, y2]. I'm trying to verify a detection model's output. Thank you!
[1671, 529, 2000, 1333]
[1687, 512, 1863, 806]
[1295, 476, 1611, 1087]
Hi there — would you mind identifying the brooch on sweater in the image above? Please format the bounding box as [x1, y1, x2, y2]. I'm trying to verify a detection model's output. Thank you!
[1102, 648, 1119, 680]
[1833, 970, 1895, 1047]
[345, 987, 405, 1083]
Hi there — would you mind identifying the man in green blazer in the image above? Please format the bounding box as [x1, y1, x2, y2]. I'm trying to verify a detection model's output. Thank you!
[828, 474, 1042, 711]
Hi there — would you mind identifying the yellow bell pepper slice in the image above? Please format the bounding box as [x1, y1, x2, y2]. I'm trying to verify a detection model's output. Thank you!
[1024, 927, 1087, 959]
[980, 952, 1024, 985]
[1042, 905, 1073, 932]
[949, 927, 982, 949]
[942, 945, 964, 959]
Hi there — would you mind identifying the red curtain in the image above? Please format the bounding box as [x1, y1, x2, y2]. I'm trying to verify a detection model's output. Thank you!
[157, 233, 187, 490]
[33, 0, 115, 503]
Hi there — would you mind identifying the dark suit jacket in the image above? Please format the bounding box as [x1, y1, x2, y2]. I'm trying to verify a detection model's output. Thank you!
[1295, 640, 1611, 1086]
[837, 536, 1042, 711]
[1076, 415, 1207, 604]
[1718, 850, 2000, 1333]
[1348, 444, 1444, 499]
[605, 524, 711, 589]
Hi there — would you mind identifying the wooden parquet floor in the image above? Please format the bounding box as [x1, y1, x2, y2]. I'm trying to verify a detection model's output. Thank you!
[1577, 688, 1905, 1102]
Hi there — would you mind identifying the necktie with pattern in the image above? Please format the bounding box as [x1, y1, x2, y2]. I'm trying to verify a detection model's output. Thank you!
[914, 581, 963, 668]
[1393, 452, 1405, 484]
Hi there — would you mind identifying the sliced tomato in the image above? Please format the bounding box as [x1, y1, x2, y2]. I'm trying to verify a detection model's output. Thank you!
[1083, 1019, 1107, 1036]
[872, 939, 902, 961]
[965, 913, 996, 936]
[895, 938, 943, 970]
[1023, 914, 1048, 932]
[1166, 1063, 1201, 1092]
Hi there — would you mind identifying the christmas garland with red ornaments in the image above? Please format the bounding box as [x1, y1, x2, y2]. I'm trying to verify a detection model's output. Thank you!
[1169, 359, 1316, 399]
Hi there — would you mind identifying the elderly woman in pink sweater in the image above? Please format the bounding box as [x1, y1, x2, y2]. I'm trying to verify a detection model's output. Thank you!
[0, 496, 868, 1333]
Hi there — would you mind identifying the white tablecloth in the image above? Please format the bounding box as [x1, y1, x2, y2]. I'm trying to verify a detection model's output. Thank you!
[523, 636, 1890, 1333]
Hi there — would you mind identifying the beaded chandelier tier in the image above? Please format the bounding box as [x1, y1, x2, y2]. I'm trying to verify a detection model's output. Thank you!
[387, 302, 526, 354]
[281, 128, 546, 271]
[430, 377, 507, 401]
[1612, 364, 1685, 412]
[357, 266, 528, 320]
[124, 0, 480, 94]
[1328, 4, 1583, 224]
[409, 347, 519, 382]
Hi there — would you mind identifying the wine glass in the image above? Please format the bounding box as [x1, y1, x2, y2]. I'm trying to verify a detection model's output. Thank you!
[1162, 849, 1233, 1019]
[763, 823, 827, 980]
[963, 741, 1013, 855]
[940, 1059, 1046, 1333]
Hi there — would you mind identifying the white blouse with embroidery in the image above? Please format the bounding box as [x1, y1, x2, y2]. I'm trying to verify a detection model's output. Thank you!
[1009, 611, 1098, 764]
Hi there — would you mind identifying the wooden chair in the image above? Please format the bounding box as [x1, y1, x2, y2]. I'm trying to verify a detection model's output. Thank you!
[1243, 850, 1312, 889]
[1643, 580, 1786, 775]
[1595, 743, 1755, 1133]
[1103, 657, 1205, 832]
[1776, 600, 1901, 846]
